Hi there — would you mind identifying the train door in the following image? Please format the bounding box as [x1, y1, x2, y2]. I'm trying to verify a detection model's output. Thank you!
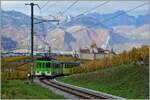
[41, 62, 45, 76]
[51, 62, 55, 75]
[46, 61, 51, 75]
[60, 63, 64, 75]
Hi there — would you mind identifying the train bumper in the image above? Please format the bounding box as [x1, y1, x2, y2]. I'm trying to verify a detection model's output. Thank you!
[35, 71, 51, 76]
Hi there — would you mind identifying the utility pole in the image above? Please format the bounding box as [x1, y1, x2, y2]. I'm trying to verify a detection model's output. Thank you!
[48, 46, 51, 57]
[25, 3, 38, 57]
[25, 3, 39, 83]
[31, 3, 34, 57]
[25, 3, 59, 83]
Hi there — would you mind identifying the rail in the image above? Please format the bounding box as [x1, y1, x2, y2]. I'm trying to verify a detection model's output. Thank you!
[39, 78, 125, 99]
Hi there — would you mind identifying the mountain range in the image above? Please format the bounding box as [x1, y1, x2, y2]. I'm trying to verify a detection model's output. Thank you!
[1, 10, 149, 53]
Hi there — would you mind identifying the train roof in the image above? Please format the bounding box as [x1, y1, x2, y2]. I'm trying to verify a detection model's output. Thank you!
[35, 60, 63, 64]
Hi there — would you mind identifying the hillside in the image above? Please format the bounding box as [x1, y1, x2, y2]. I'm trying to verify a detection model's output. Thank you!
[58, 63, 149, 99]
[58, 45, 149, 99]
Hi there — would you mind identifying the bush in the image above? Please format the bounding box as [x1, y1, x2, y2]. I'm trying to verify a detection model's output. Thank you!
[70, 45, 149, 74]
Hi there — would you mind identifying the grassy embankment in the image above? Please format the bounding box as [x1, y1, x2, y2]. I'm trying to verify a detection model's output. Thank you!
[59, 63, 149, 99]
[2, 80, 64, 99]
[1, 56, 64, 99]
[58, 46, 149, 99]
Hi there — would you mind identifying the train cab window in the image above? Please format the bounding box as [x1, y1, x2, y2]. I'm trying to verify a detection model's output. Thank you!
[37, 62, 41, 68]
[36, 63, 38, 68]
[57, 64, 59, 68]
[40, 62, 43, 68]
[52, 63, 55, 68]
[51, 63, 54, 68]
[54, 63, 57, 68]
[53, 63, 56, 68]
[43, 62, 45, 68]
[37, 63, 41, 68]
[46, 62, 51, 68]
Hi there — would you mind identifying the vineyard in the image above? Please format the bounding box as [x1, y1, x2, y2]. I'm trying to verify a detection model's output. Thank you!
[1, 45, 149, 79]
[1, 56, 39, 80]
[70, 45, 149, 74]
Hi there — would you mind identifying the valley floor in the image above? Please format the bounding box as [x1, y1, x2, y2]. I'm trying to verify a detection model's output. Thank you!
[58, 63, 149, 99]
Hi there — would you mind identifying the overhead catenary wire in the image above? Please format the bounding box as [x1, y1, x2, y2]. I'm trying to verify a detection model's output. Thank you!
[54, 1, 110, 30]
[35, 2, 148, 38]
[72, 2, 148, 34]
[34, 6, 59, 34]
[77, 1, 110, 16]
[100, 2, 148, 24]
[40, 1, 50, 10]
[6, 2, 147, 53]
[41, 2, 57, 14]
[34, 4, 60, 52]
[61, 0, 78, 15]
[38, 7, 50, 43]
[69, 2, 147, 50]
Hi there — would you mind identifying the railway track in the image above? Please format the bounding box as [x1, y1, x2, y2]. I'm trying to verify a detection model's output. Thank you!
[39, 78, 118, 99]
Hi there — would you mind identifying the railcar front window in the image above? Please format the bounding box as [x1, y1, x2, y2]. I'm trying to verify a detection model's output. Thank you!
[46, 62, 51, 68]
[43, 62, 45, 68]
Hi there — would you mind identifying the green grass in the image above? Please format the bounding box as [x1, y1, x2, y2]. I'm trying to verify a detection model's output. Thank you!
[58, 63, 149, 99]
[1, 80, 64, 99]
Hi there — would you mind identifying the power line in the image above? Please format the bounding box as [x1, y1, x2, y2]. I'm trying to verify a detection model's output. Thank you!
[61, 0, 78, 14]
[40, 1, 50, 10]
[77, 1, 110, 16]
[100, 2, 148, 23]
[34, 4, 60, 54]
[66, 2, 147, 50]
[34, 2, 147, 48]
[38, 7, 46, 38]
[72, 2, 148, 34]
[40, 1, 57, 15]
[35, 2, 147, 37]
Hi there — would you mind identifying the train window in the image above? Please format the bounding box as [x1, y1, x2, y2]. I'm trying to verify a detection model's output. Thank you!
[39, 63, 42, 68]
[52, 63, 55, 68]
[45, 62, 47, 68]
[51, 63, 53, 73]
[51, 63, 54, 67]
[54, 64, 57, 68]
[46, 62, 50, 68]
[42, 62, 44, 68]
[54, 63, 57, 68]
[56, 64, 59, 68]
[37, 63, 40, 68]
[37, 63, 39, 68]
[36, 63, 38, 67]
[57, 63, 59, 66]
[43, 62, 46, 68]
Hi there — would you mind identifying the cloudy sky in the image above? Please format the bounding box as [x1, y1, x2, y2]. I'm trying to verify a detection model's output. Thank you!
[1, 0, 149, 17]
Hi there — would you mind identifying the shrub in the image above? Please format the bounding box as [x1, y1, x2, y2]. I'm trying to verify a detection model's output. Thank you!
[70, 45, 149, 74]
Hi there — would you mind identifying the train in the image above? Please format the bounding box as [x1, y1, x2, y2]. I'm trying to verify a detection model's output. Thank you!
[34, 54, 81, 77]
[34, 57, 64, 76]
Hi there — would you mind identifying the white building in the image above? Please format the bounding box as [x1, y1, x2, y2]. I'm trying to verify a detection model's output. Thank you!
[79, 43, 115, 60]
